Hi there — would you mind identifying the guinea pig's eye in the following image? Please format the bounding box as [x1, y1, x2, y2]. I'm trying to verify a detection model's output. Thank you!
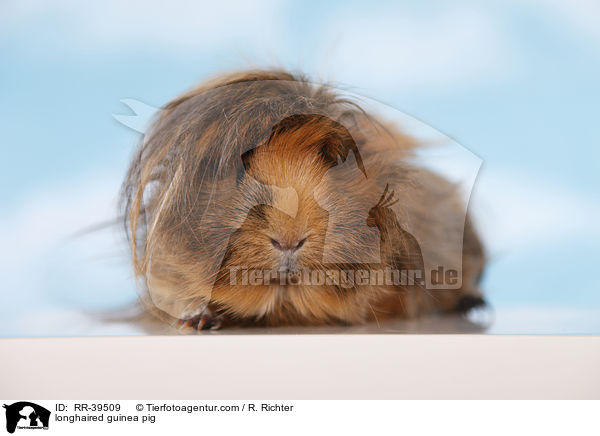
[270, 238, 283, 250]
[235, 162, 246, 184]
[237, 147, 257, 184]
[241, 148, 256, 171]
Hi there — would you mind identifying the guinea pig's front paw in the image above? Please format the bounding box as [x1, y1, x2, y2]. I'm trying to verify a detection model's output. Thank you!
[176, 307, 223, 332]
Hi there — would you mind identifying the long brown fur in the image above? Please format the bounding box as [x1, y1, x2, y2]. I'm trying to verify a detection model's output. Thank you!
[120, 69, 486, 330]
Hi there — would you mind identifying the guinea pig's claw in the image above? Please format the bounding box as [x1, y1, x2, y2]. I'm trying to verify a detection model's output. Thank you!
[176, 308, 223, 332]
[196, 311, 223, 331]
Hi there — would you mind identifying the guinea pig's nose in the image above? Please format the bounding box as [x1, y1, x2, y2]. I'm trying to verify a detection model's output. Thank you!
[270, 237, 306, 252]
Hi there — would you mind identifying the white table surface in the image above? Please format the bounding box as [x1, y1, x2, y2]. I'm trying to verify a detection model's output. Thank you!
[1, 334, 599, 399]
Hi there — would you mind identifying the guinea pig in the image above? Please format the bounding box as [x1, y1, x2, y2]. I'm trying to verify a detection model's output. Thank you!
[120, 69, 486, 331]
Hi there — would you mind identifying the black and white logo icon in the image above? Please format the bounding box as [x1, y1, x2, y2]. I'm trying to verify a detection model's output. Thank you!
[3, 402, 50, 433]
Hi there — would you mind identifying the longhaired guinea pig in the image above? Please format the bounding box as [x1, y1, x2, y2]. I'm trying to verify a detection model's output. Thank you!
[120, 70, 486, 331]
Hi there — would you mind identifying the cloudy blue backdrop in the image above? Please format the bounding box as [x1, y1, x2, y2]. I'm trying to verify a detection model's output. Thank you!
[1, 0, 598, 335]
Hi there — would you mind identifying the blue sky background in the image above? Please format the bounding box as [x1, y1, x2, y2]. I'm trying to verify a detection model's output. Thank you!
[1, 0, 598, 335]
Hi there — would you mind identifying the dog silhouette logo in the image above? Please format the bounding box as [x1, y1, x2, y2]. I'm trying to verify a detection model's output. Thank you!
[3, 402, 50, 433]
